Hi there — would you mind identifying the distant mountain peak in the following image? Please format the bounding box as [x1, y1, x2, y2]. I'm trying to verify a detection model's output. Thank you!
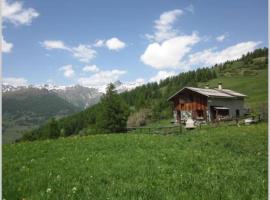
[113, 80, 122, 87]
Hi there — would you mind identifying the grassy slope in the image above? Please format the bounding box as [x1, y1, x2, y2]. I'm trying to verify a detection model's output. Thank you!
[199, 69, 268, 109]
[3, 123, 267, 200]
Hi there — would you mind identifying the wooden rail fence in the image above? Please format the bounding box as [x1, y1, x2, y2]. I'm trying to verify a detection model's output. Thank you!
[127, 125, 184, 135]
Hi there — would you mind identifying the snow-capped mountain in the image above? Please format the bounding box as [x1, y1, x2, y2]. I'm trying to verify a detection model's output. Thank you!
[54, 85, 102, 109]
[2, 79, 144, 108]
[2, 83, 102, 109]
[114, 79, 145, 93]
[2, 84, 28, 93]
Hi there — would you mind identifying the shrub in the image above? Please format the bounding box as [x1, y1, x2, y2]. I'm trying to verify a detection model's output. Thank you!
[127, 109, 152, 127]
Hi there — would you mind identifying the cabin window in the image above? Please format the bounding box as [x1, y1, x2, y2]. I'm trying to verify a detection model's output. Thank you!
[189, 95, 193, 102]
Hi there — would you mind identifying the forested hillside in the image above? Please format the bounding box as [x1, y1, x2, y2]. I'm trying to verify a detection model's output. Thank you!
[20, 48, 268, 142]
[3, 88, 80, 143]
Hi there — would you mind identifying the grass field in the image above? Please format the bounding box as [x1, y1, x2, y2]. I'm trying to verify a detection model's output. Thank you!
[3, 123, 267, 199]
[200, 69, 268, 109]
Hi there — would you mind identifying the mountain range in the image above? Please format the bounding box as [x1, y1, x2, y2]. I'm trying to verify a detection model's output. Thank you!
[2, 81, 144, 143]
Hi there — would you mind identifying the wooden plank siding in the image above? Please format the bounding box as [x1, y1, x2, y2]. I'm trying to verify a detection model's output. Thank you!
[172, 89, 208, 111]
[171, 89, 208, 120]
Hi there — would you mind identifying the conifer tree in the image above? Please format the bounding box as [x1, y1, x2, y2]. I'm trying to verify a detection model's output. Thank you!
[48, 118, 60, 138]
[97, 83, 129, 132]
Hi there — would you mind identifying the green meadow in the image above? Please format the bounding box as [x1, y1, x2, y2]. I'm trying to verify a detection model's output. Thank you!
[201, 69, 268, 109]
[3, 123, 267, 199]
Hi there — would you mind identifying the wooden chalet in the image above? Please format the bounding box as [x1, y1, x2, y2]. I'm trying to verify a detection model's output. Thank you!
[167, 83, 247, 123]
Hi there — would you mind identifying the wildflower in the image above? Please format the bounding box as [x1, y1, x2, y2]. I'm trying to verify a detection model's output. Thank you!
[46, 188, 52, 193]
[72, 187, 77, 193]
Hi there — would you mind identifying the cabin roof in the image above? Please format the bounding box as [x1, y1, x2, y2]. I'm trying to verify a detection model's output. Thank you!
[167, 86, 246, 101]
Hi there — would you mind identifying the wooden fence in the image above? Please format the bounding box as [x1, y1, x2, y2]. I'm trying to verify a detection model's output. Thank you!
[127, 125, 185, 135]
[126, 119, 259, 135]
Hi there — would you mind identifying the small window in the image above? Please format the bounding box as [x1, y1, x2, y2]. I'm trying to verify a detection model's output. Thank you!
[189, 95, 193, 102]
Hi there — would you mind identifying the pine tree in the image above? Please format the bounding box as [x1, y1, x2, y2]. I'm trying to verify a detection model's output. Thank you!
[97, 83, 129, 133]
[48, 118, 60, 139]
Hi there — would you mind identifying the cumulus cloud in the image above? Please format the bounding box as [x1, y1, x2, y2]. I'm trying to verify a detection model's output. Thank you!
[2, 37, 13, 53]
[216, 33, 229, 42]
[72, 44, 96, 63]
[187, 41, 261, 66]
[82, 65, 100, 73]
[149, 70, 176, 83]
[2, 0, 39, 25]
[94, 40, 105, 47]
[78, 69, 126, 91]
[42, 40, 69, 50]
[42, 41, 96, 63]
[141, 33, 200, 69]
[59, 65, 75, 78]
[3, 77, 28, 86]
[94, 37, 126, 50]
[105, 37, 126, 50]
[146, 9, 183, 42]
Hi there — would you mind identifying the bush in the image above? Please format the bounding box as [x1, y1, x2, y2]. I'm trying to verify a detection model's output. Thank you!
[127, 109, 152, 127]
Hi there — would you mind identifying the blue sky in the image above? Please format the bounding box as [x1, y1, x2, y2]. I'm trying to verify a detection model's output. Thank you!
[2, 0, 268, 91]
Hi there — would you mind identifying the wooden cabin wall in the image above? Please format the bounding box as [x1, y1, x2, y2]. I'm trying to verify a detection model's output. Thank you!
[173, 90, 208, 111]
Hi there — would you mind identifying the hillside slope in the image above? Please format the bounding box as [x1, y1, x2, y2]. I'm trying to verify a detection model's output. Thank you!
[3, 123, 267, 199]
[197, 52, 268, 109]
[20, 48, 268, 141]
[3, 88, 80, 143]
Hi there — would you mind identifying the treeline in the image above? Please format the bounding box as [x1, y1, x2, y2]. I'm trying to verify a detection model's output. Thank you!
[20, 48, 268, 141]
[120, 67, 217, 121]
[21, 84, 128, 141]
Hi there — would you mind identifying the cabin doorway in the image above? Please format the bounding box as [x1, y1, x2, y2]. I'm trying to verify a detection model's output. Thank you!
[236, 109, 240, 118]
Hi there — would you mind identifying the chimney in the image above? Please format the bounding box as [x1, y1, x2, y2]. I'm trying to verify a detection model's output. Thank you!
[218, 82, 222, 90]
[205, 84, 209, 89]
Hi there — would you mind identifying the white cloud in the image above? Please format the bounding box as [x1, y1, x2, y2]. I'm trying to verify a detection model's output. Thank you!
[72, 44, 97, 63]
[2, 37, 13, 53]
[188, 41, 261, 66]
[149, 70, 176, 83]
[82, 65, 100, 73]
[105, 37, 126, 50]
[141, 33, 200, 69]
[42, 40, 69, 50]
[216, 33, 229, 42]
[42, 41, 96, 63]
[94, 38, 126, 50]
[94, 40, 105, 47]
[3, 77, 28, 86]
[78, 69, 126, 91]
[59, 65, 75, 78]
[2, 0, 39, 25]
[146, 9, 183, 42]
